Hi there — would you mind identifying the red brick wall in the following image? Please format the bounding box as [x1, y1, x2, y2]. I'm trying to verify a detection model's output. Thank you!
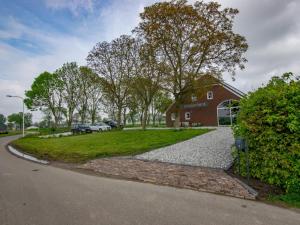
[166, 85, 241, 127]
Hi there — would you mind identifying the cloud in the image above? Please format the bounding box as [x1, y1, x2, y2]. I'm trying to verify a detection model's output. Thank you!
[45, 0, 94, 16]
[0, 17, 25, 40]
[213, 0, 300, 92]
[0, 19, 93, 119]
[0, 79, 25, 116]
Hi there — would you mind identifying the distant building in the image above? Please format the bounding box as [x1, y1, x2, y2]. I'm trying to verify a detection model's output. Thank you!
[165, 76, 245, 127]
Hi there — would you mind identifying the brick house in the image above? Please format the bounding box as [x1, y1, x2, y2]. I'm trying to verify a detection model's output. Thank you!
[165, 76, 245, 127]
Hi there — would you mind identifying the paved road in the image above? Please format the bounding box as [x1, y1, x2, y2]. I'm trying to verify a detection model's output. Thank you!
[0, 136, 299, 225]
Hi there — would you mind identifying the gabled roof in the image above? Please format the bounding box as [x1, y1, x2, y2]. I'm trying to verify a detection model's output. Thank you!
[219, 81, 245, 98]
[165, 75, 246, 113]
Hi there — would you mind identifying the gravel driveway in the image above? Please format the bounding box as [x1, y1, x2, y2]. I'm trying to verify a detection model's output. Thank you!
[136, 127, 234, 169]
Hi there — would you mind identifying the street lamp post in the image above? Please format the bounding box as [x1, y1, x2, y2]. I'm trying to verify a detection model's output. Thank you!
[6, 95, 25, 137]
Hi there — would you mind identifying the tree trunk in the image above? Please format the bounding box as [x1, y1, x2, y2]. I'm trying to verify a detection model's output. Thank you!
[142, 109, 148, 130]
[173, 97, 181, 129]
[116, 106, 122, 128]
[50, 108, 58, 128]
[91, 110, 96, 124]
[80, 112, 85, 124]
[53, 116, 59, 128]
[152, 114, 156, 126]
[158, 114, 161, 125]
[123, 108, 126, 126]
[174, 110, 180, 130]
[67, 109, 73, 128]
[147, 113, 150, 126]
[151, 103, 155, 126]
[140, 110, 143, 126]
[130, 114, 135, 126]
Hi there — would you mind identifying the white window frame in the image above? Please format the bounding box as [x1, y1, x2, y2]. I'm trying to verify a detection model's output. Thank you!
[171, 113, 176, 121]
[185, 112, 191, 120]
[191, 95, 197, 102]
[207, 91, 213, 100]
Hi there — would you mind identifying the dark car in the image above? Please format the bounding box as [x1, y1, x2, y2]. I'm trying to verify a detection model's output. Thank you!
[71, 124, 92, 134]
[0, 124, 8, 134]
[104, 120, 123, 129]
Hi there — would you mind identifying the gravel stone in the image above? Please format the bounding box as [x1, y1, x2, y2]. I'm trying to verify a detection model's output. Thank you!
[136, 127, 234, 169]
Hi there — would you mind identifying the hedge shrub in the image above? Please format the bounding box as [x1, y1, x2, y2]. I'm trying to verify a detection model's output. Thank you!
[233, 72, 300, 193]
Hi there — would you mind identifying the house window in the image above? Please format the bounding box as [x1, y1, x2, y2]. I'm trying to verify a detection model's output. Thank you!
[191, 95, 197, 102]
[207, 91, 213, 100]
[185, 112, 191, 120]
[171, 113, 176, 121]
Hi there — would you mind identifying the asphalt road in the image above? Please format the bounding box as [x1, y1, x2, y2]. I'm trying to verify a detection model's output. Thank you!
[0, 136, 299, 225]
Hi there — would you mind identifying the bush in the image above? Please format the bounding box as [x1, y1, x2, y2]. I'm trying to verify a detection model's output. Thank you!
[234, 73, 300, 193]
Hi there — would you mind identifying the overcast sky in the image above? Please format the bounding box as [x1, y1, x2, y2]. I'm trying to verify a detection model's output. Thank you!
[0, 0, 299, 121]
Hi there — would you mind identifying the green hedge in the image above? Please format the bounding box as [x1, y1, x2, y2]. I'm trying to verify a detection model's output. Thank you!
[233, 73, 300, 193]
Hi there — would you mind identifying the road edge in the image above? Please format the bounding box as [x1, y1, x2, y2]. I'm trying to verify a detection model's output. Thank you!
[7, 145, 49, 165]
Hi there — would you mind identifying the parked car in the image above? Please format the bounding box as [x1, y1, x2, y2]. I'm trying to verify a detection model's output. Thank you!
[104, 120, 123, 129]
[89, 122, 111, 132]
[0, 124, 8, 134]
[71, 124, 92, 134]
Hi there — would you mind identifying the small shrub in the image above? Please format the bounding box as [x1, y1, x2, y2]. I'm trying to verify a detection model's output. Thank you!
[234, 73, 300, 192]
[286, 178, 300, 194]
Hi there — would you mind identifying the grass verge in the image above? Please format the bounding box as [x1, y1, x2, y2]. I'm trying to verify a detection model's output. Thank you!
[12, 129, 211, 163]
[227, 164, 300, 209]
[268, 193, 300, 208]
[26, 127, 70, 135]
[0, 131, 22, 137]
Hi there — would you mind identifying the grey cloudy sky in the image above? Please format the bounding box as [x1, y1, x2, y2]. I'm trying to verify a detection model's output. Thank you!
[0, 0, 299, 121]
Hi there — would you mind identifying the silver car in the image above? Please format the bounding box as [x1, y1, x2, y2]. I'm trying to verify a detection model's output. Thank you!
[89, 122, 111, 132]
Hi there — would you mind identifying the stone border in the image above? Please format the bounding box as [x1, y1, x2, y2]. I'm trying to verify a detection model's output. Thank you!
[80, 158, 258, 200]
[7, 145, 49, 165]
[233, 177, 258, 197]
[38, 132, 73, 138]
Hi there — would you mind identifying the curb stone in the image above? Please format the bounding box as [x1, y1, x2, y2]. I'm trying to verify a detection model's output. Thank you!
[233, 177, 258, 199]
[7, 145, 49, 165]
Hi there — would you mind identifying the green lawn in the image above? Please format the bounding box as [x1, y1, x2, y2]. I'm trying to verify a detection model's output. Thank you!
[268, 193, 300, 208]
[0, 131, 22, 137]
[0, 128, 70, 138]
[12, 129, 211, 163]
[26, 127, 70, 135]
[124, 123, 166, 128]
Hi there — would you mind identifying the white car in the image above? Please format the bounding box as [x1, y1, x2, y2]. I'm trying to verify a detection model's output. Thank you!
[89, 122, 111, 132]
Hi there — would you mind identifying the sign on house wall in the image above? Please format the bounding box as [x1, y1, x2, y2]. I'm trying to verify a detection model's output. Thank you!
[181, 102, 208, 109]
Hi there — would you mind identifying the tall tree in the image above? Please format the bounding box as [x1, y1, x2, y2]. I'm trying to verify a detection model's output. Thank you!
[126, 93, 140, 126]
[0, 114, 6, 126]
[55, 62, 81, 127]
[25, 72, 63, 128]
[87, 35, 136, 127]
[152, 91, 173, 125]
[85, 67, 103, 124]
[136, 0, 248, 127]
[76, 66, 92, 123]
[131, 42, 164, 130]
[8, 112, 32, 129]
[41, 109, 53, 128]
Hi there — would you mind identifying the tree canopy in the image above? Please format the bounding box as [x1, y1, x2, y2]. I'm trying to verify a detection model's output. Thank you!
[0, 114, 6, 126]
[135, 0, 248, 126]
[25, 71, 63, 127]
[8, 112, 32, 129]
[87, 35, 136, 127]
